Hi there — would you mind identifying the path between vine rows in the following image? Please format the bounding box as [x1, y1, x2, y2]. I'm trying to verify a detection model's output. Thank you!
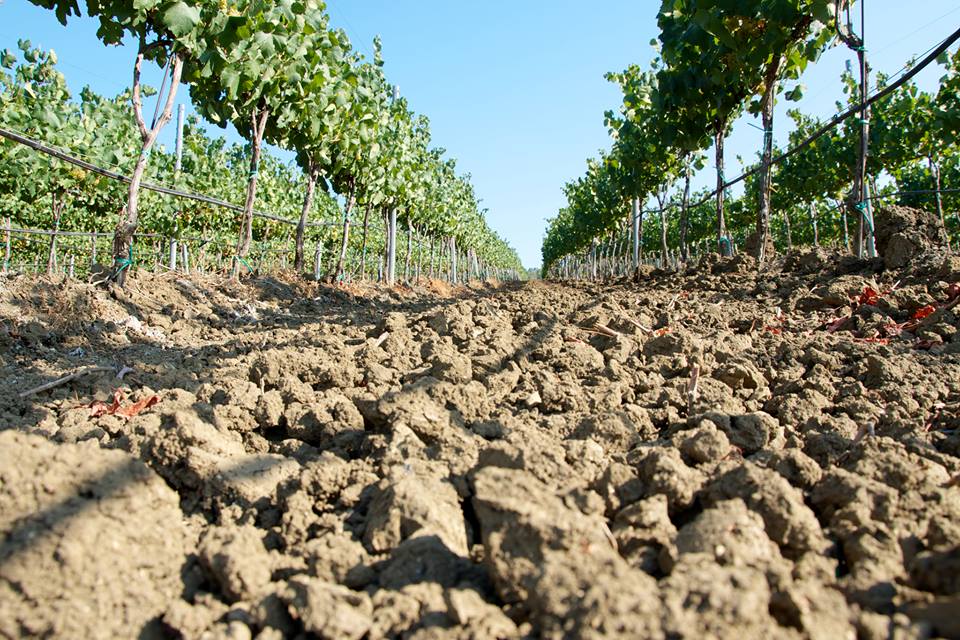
[2, 239, 960, 637]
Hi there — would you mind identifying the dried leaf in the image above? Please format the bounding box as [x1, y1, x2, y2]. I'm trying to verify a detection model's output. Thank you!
[856, 286, 881, 306]
[115, 394, 160, 418]
[87, 390, 160, 419]
[825, 316, 850, 333]
[89, 389, 124, 418]
[911, 305, 937, 321]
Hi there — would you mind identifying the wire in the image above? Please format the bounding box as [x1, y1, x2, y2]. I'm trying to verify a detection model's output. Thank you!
[703, 25, 960, 205]
[622, 25, 960, 225]
[0, 126, 339, 228]
[326, 1, 377, 61]
[872, 5, 960, 57]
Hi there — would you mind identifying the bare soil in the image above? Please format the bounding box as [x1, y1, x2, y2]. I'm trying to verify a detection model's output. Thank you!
[2, 242, 960, 639]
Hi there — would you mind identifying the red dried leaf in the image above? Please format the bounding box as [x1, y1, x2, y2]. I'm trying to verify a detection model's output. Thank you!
[912, 305, 937, 321]
[825, 316, 850, 333]
[88, 402, 112, 418]
[764, 326, 782, 335]
[87, 390, 160, 419]
[89, 389, 123, 418]
[857, 287, 881, 306]
[115, 395, 160, 418]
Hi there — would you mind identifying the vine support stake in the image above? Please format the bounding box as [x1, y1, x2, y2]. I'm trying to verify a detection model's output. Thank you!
[386, 207, 397, 285]
[170, 103, 185, 272]
[837, 0, 877, 258]
[450, 236, 458, 284]
[3, 217, 10, 274]
[47, 197, 63, 276]
[313, 237, 323, 281]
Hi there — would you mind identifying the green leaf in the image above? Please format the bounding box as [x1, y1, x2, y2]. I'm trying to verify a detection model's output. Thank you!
[161, 1, 200, 37]
[222, 67, 240, 98]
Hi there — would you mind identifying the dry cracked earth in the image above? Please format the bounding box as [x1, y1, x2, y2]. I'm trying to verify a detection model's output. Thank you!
[1, 207, 960, 640]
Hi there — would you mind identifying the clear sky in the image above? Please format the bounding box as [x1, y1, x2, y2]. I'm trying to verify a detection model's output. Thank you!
[3, 1, 960, 267]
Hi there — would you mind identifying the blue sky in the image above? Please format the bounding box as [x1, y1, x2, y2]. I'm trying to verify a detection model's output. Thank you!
[3, 1, 960, 267]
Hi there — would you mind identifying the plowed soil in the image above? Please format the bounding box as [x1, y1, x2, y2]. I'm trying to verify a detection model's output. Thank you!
[2, 241, 960, 637]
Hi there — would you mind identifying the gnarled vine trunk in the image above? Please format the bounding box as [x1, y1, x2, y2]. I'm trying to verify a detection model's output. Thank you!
[112, 47, 183, 287]
[715, 127, 728, 254]
[755, 57, 782, 263]
[358, 205, 371, 280]
[679, 164, 691, 262]
[294, 162, 318, 273]
[233, 106, 270, 279]
[332, 182, 356, 282]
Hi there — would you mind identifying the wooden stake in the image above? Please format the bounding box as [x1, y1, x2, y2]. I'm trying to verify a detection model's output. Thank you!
[3, 217, 10, 273]
[47, 198, 62, 276]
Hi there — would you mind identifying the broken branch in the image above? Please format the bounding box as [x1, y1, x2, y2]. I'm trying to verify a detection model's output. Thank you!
[19, 366, 117, 399]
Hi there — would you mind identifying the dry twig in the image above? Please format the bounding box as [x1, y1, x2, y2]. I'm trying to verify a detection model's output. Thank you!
[590, 323, 621, 338]
[372, 331, 391, 350]
[19, 366, 117, 398]
[621, 315, 653, 335]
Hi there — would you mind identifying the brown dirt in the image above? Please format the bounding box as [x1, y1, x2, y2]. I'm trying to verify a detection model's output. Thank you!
[874, 205, 949, 269]
[1, 252, 959, 639]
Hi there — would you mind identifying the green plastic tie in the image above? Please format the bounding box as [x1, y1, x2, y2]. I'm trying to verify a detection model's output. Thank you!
[854, 201, 876, 232]
[237, 256, 253, 273]
[114, 245, 134, 274]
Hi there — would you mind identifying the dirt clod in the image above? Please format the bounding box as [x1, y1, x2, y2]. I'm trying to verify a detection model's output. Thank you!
[2, 255, 958, 637]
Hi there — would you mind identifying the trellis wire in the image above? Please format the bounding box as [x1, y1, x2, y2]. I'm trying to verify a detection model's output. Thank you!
[0, 125, 339, 229]
[607, 28, 960, 230]
[0, 128, 521, 282]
